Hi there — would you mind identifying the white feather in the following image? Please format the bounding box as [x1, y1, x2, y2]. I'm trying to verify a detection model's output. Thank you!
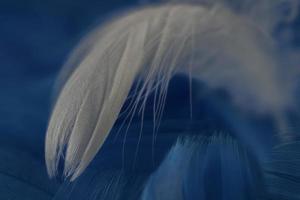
[45, 4, 294, 180]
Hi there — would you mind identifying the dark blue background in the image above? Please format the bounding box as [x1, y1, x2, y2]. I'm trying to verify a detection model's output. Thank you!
[1, 1, 300, 199]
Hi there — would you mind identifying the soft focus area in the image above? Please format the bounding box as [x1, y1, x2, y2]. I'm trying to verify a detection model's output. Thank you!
[1, 0, 300, 199]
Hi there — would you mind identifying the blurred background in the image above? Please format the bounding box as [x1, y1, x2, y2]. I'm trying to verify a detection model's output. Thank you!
[1, 0, 300, 199]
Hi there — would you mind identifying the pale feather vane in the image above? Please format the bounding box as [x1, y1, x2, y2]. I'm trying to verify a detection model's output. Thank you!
[45, 3, 296, 181]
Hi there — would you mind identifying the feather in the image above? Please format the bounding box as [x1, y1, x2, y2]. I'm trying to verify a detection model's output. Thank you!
[141, 135, 265, 200]
[45, 4, 294, 180]
[46, 19, 148, 180]
[264, 141, 300, 200]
